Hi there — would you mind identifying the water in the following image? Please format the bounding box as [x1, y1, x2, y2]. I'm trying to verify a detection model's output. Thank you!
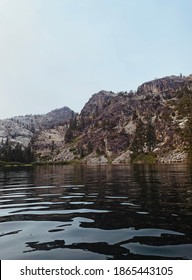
[0, 164, 192, 260]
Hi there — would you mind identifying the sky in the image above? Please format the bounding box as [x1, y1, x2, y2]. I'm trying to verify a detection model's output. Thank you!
[0, 0, 191, 119]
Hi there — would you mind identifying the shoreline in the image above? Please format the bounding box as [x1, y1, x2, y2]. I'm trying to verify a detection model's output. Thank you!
[0, 159, 190, 168]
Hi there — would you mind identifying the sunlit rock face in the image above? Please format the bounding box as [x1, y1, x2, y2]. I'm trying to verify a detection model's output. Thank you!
[61, 75, 191, 164]
[0, 107, 74, 160]
[1, 75, 192, 163]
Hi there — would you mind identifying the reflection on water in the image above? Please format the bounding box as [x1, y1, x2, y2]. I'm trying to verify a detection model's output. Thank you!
[0, 164, 192, 259]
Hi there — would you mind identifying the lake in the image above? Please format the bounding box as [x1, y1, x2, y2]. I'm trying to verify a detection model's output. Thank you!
[0, 164, 192, 260]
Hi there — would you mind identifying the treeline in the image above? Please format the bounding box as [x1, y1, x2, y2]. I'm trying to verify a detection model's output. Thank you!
[0, 139, 34, 163]
[130, 118, 157, 163]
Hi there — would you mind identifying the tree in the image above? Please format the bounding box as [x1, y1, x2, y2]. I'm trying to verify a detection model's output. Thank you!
[69, 115, 77, 130]
[130, 119, 145, 155]
[0, 139, 34, 163]
[65, 130, 74, 143]
[78, 147, 85, 158]
[51, 140, 55, 154]
[184, 114, 192, 160]
[177, 91, 192, 160]
[177, 91, 192, 117]
[13, 143, 24, 162]
[69, 112, 77, 130]
[146, 119, 156, 152]
[0, 137, 12, 161]
[87, 140, 93, 153]
[24, 143, 34, 163]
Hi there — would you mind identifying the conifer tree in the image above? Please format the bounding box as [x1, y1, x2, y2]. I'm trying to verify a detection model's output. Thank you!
[146, 119, 156, 152]
[130, 119, 145, 155]
[184, 110, 192, 160]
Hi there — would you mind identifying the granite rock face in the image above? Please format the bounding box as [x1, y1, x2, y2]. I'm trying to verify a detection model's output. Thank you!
[1, 75, 192, 163]
[61, 75, 192, 163]
[0, 107, 75, 160]
[137, 75, 192, 95]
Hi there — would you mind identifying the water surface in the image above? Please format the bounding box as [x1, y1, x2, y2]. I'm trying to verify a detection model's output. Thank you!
[0, 164, 192, 259]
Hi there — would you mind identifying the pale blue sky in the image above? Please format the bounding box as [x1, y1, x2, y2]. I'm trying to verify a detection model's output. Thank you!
[0, 0, 191, 118]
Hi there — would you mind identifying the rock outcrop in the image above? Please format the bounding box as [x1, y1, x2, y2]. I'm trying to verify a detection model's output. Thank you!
[61, 74, 192, 164]
[137, 75, 192, 96]
[0, 107, 75, 160]
[1, 75, 192, 164]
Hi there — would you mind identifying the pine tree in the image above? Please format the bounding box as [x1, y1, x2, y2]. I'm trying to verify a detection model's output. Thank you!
[184, 114, 192, 160]
[146, 119, 156, 152]
[0, 139, 35, 163]
[130, 119, 145, 155]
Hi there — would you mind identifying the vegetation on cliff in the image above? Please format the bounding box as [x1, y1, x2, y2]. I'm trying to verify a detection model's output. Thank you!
[61, 76, 192, 163]
[176, 88, 192, 160]
[0, 75, 192, 164]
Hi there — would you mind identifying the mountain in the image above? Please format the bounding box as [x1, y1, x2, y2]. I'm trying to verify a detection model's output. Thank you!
[0, 107, 75, 161]
[1, 74, 192, 164]
[60, 75, 192, 164]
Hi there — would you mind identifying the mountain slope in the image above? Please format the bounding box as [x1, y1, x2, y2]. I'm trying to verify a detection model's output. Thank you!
[61, 75, 192, 164]
[1, 75, 192, 164]
[0, 107, 75, 156]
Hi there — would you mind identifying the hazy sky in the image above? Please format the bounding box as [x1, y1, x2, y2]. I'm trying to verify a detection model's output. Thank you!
[0, 0, 191, 119]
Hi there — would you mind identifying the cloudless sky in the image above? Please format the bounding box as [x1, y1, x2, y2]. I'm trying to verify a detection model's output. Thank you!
[0, 0, 191, 119]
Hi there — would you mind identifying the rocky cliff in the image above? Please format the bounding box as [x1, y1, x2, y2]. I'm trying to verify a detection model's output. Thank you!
[1, 75, 192, 164]
[60, 75, 192, 164]
[0, 107, 75, 161]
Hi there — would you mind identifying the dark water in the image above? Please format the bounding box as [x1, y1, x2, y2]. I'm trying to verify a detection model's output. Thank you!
[0, 164, 192, 260]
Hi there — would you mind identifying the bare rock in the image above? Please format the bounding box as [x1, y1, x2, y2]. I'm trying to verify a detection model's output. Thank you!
[112, 150, 131, 164]
[83, 152, 108, 165]
[158, 150, 187, 163]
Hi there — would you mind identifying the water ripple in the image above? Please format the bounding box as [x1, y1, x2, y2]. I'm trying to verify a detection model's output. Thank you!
[0, 164, 192, 259]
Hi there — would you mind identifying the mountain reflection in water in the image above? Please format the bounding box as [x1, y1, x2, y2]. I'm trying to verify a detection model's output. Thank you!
[0, 164, 192, 260]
